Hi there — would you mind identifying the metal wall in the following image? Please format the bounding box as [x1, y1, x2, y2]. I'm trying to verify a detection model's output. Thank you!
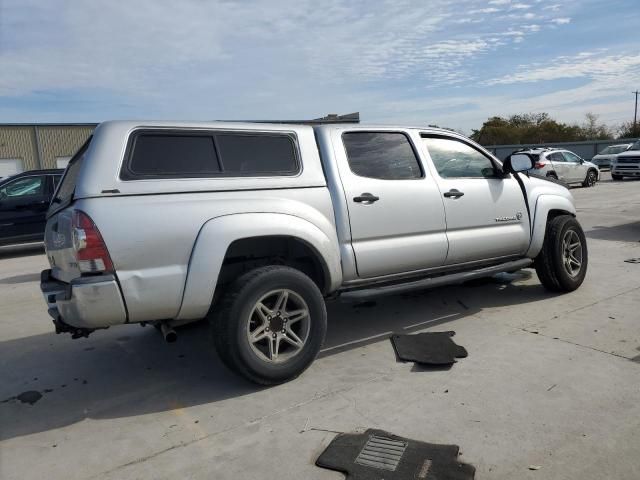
[487, 138, 639, 161]
[0, 124, 96, 172]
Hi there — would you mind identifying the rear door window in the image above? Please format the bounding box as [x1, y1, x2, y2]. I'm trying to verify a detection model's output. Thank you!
[342, 132, 422, 180]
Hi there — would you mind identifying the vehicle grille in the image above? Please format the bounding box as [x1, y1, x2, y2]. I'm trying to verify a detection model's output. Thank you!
[617, 157, 640, 164]
[355, 435, 407, 471]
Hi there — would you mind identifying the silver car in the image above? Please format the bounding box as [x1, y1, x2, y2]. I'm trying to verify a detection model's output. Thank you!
[520, 147, 600, 187]
[591, 143, 633, 169]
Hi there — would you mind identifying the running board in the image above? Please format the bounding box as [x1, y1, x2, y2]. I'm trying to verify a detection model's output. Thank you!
[340, 258, 533, 300]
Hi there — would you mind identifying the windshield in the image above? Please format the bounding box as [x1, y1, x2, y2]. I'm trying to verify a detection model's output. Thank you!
[599, 145, 628, 155]
[48, 136, 91, 216]
[630, 140, 640, 151]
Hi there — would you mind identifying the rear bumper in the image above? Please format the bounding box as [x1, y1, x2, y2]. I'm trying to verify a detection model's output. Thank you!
[40, 269, 127, 330]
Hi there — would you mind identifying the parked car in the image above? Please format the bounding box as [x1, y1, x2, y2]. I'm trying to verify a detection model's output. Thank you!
[611, 140, 640, 180]
[591, 143, 633, 169]
[41, 122, 587, 384]
[0, 169, 64, 246]
[518, 147, 599, 187]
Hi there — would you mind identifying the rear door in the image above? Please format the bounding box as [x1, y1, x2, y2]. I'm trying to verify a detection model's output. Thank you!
[0, 175, 51, 242]
[547, 152, 567, 180]
[421, 135, 530, 265]
[335, 130, 449, 278]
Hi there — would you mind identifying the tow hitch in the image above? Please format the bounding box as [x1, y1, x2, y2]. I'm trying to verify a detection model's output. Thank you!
[48, 309, 98, 339]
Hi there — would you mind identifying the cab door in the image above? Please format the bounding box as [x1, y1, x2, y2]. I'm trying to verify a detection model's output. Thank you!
[421, 135, 530, 265]
[561, 151, 586, 182]
[335, 130, 449, 278]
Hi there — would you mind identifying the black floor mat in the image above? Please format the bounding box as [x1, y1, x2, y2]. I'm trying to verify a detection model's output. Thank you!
[391, 331, 468, 365]
[316, 429, 475, 479]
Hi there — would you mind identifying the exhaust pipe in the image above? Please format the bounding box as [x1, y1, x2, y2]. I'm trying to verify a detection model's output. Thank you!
[160, 322, 177, 343]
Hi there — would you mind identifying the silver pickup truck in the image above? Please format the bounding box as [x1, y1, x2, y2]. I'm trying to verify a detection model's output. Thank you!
[41, 121, 587, 384]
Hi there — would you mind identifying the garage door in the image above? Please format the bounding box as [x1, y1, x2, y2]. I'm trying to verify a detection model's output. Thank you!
[56, 156, 72, 168]
[0, 158, 24, 178]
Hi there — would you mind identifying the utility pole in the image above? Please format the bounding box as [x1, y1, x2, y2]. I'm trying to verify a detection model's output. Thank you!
[634, 90, 639, 137]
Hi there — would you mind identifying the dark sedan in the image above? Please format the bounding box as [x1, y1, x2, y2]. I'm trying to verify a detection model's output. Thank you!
[0, 169, 64, 246]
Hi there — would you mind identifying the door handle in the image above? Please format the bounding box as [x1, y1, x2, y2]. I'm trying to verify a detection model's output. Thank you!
[353, 193, 380, 204]
[443, 189, 464, 198]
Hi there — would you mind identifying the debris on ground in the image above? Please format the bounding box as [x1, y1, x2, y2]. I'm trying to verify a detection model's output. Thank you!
[316, 429, 475, 479]
[391, 331, 468, 366]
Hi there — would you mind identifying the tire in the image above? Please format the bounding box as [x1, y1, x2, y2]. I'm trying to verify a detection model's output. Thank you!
[534, 215, 588, 292]
[582, 169, 597, 187]
[546, 172, 558, 180]
[210, 265, 327, 385]
[611, 174, 623, 181]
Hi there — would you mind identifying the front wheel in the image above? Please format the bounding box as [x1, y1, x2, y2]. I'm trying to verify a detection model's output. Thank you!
[210, 266, 327, 385]
[582, 169, 597, 187]
[535, 215, 588, 292]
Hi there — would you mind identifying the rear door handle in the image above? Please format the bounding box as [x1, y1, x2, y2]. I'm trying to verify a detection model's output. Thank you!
[443, 189, 464, 198]
[353, 193, 380, 204]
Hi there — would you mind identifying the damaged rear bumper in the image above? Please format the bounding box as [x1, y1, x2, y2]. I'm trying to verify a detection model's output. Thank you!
[40, 269, 127, 336]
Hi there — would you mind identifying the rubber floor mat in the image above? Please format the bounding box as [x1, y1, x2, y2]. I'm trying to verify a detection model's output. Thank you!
[391, 331, 467, 365]
[316, 429, 475, 480]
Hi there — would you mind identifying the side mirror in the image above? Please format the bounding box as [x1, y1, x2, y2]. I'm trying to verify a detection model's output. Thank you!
[503, 153, 534, 174]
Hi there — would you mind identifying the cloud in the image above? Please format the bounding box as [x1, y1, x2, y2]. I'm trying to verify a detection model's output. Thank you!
[469, 7, 501, 14]
[485, 51, 640, 85]
[0, 0, 630, 133]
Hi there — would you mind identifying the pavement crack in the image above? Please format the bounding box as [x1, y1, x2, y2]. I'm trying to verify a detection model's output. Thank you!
[520, 328, 631, 361]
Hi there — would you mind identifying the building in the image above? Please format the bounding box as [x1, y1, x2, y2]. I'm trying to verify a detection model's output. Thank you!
[0, 124, 96, 177]
[0, 113, 359, 177]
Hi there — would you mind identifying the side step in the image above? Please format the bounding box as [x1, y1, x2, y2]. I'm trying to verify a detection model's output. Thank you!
[340, 258, 533, 300]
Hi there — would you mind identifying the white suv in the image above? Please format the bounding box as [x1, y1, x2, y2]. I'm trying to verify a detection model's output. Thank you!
[519, 148, 599, 187]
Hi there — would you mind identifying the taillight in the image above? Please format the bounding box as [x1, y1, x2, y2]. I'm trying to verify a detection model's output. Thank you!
[72, 210, 114, 273]
[533, 162, 545, 169]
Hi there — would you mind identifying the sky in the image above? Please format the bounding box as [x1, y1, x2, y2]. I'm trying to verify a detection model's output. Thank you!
[0, 0, 638, 133]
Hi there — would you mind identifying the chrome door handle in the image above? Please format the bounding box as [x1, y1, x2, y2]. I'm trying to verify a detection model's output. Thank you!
[353, 193, 380, 204]
[443, 189, 464, 198]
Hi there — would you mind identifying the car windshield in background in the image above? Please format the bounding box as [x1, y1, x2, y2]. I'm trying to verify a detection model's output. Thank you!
[630, 140, 640, 151]
[49, 137, 91, 215]
[599, 145, 628, 154]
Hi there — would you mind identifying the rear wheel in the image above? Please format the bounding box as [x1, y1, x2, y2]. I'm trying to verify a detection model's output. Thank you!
[611, 173, 623, 181]
[210, 266, 327, 385]
[535, 215, 588, 292]
[546, 172, 558, 180]
[582, 169, 597, 187]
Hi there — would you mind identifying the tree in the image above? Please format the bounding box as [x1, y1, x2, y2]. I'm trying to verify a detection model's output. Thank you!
[579, 112, 613, 140]
[617, 121, 639, 139]
[470, 112, 614, 146]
